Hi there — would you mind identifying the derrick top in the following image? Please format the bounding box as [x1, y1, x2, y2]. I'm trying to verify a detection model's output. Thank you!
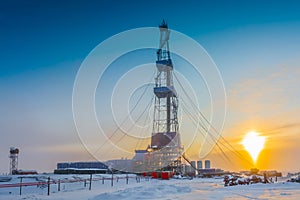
[159, 19, 168, 29]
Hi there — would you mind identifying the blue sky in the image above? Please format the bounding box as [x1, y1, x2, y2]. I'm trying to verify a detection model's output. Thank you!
[0, 0, 300, 173]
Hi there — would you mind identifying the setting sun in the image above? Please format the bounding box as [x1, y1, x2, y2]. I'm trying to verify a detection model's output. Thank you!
[242, 131, 266, 164]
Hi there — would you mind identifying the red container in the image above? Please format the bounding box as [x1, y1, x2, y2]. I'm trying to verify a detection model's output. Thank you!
[142, 172, 147, 177]
[152, 171, 158, 179]
[157, 172, 162, 179]
[161, 172, 169, 180]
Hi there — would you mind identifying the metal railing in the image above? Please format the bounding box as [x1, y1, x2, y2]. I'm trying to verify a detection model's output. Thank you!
[0, 174, 146, 196]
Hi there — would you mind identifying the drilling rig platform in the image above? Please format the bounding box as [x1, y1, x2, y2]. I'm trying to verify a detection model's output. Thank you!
[133, 20, 184, 174]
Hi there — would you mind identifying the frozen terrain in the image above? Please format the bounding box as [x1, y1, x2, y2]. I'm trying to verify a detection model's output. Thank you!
[0, 174, 300, 200]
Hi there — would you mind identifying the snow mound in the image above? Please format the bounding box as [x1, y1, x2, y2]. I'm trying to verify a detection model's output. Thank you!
[92, 184, 191, 200]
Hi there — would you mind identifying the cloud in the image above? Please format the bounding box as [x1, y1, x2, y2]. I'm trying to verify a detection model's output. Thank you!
[225, 63, 300, 128]
[259, 123, 300, 135]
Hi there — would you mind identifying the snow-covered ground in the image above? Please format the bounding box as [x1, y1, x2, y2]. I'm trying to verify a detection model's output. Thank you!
[1, 174, 300, 199]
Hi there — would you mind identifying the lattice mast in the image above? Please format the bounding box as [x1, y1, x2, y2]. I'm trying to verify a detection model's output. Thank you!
[151, 20, 180, 148]
[131, 20, 184, 173]
[9, 147, 19, 174]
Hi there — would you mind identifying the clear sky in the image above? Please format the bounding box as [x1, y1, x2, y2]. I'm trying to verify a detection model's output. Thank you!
[0, 0, 300, 173]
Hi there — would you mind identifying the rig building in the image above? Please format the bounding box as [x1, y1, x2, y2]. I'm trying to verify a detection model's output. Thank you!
[54, 161, 108, 174]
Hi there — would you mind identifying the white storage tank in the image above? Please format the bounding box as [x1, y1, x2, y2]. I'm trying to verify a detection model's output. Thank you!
[205, 160, 210, 169]
[197, 160, 203, 169]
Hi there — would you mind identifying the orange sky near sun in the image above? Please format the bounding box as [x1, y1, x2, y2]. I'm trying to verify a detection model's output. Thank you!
[184, 65, 300, 172]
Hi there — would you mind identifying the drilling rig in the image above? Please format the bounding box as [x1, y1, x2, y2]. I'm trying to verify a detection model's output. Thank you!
[144, 20, 183, 172]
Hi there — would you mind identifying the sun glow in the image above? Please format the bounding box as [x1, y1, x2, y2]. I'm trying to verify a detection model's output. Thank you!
[242, 131, 266, 164]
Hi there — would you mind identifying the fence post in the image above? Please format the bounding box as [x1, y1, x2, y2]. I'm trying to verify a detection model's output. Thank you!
[19, 177, 23, 196]
[111, 171, 113, 187]
[47, 177, 50, 196]
[58, 179, 60, 191]
[89, 174, 92, 190]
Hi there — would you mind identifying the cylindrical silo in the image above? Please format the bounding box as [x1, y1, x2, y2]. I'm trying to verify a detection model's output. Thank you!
[197, 160, 203, 169]
[205, 160, 210, 169]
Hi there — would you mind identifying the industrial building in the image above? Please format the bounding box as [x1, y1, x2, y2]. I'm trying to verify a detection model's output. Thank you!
[54, 161, 108, 174]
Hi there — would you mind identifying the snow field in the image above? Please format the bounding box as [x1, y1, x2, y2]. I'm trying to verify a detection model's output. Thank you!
[1, 175, 300, 199]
